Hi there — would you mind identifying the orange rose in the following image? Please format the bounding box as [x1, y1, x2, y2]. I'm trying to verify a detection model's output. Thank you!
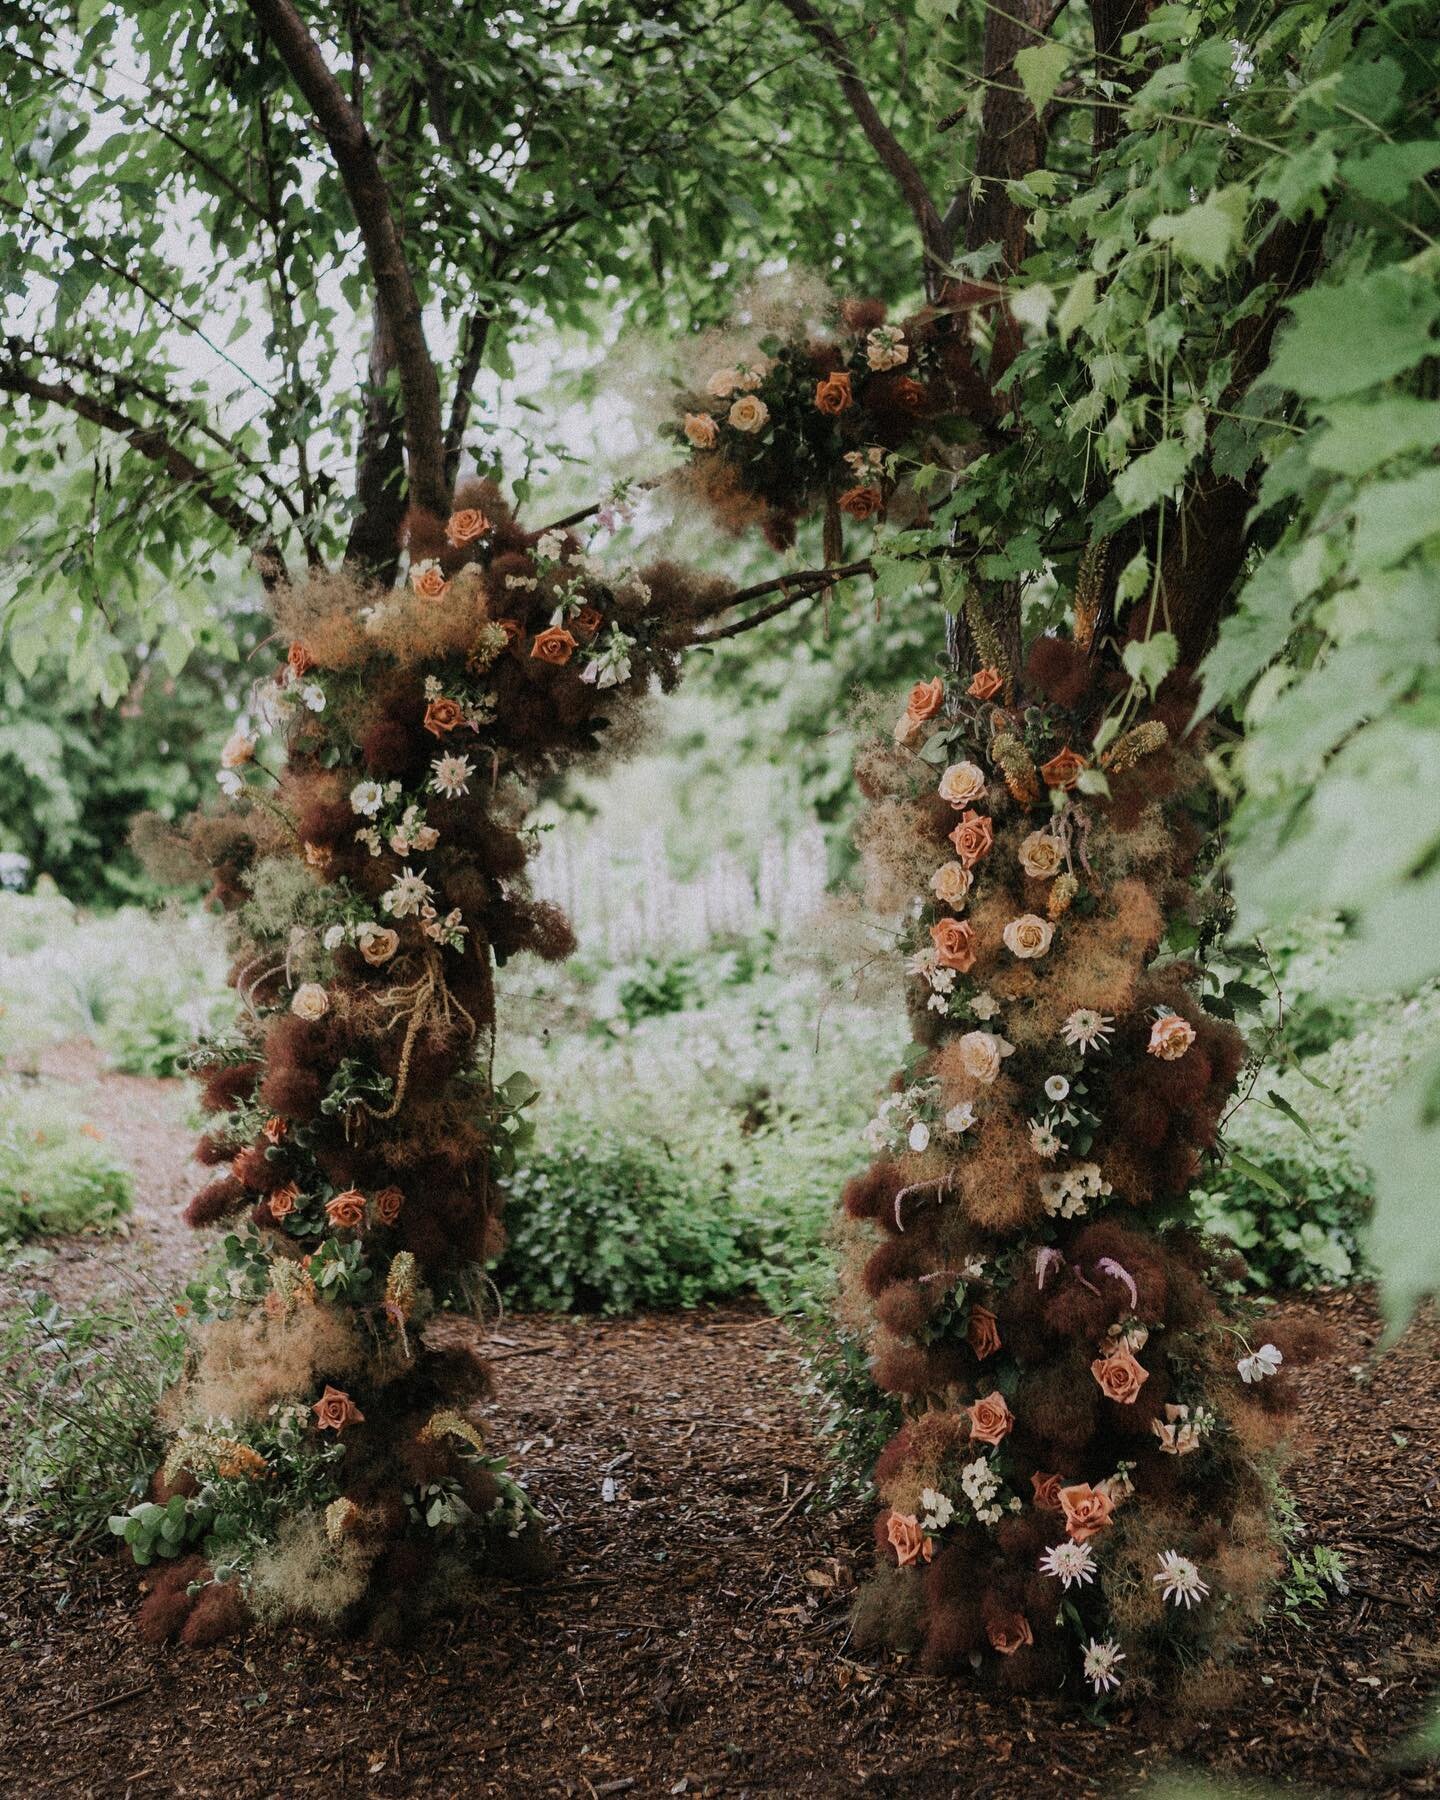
[938, 761, 987, 809]
[885, 1510, 933, 1568]
[357, 925, 399, 966]
[374, 1186, 404, 1227]
[839, 484, 883, 520]
[968, 1390, 1014, 1447]
[496, 618, 522, 647]
[891, 376, 927, 411]
[1148, 1014, 1197, 1061]
[1091, 1346, 1149, 1405]
[445, 507, 490, 547]
[268, 1182, 300, 1220]
[949, 810, 994, 867]
[1040, 746, 1087, 790]
[987, 1613, 1033, 1656]
[906, 677, 945, 723]
[574, 606, 603, 639]
[411, 562, 449, 601]
[423, 696, 465, 737]
[682, 411, 720, 449]
[967, 1305, 1001, 1360]
[929, 916, 977, 972]
[1031, 1471, 1064, 1512]
[312, 1385, 364, 1432]
[262, 1116, 287, 1145]
[325, 1188, 367, 1231]
[967, 667, 1003, 702]
[287, 642, 314, 679]
[1059, 1481, 1115, 1543]
[814, 371, 853, 415]
[530, 627, 579, 666]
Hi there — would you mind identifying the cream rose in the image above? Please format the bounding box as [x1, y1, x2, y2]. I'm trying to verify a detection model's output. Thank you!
[1003, 914, 1054, 959]
[938, 761, 987, 809]
[957, 1030, 1014, 1084]
[930, 862, 974, 908]
[727, 394, 770, 433]
[1018, 831, 1065, 879]
[291, 982, 329, 1020]
[357, 925, 399, 966]
[682, 411, 719, 449]
[706, 368, 739, 398]
[1148, 1014, 1197, 1060]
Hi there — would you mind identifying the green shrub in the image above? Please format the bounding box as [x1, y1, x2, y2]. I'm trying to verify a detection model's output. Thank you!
[0, 1084, 133, 1241]
[0, 1293, 186, 1542]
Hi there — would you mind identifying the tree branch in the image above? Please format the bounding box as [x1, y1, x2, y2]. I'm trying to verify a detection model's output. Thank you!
[676, 558, 875, 644]
[246, 0, 449, 519]
[778, 0, 948, 291]
[0, 365, 287, 587]
[444, 308, 492, 488]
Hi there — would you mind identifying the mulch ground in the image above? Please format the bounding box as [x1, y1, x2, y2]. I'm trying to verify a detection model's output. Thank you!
[1, 1061, 1437, 1798]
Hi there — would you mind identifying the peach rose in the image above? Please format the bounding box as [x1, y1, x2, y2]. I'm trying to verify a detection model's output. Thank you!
[988, 1613, 1033, 1656]
[893, 710, 926, 747]
[930, 917, 976, 972]
[705, 367, 739, 398]
[1003, 914, 1054, 959]
[1040, 746, 1087, 790]
[411, 561, 449, 601]
[727, 394, 769, 433]
[326, 1189, 367, 1231]
[938, 761, 987, 809]
[1091, 1347, 1150, 1405]
[357, 925, 399, 966]
[575, 606, 603, 639]
[814, 371, 853, 415]
[263, 1116, 287, 1145]
[1148, 1014, 1196, 1060]
[423, 695, 465, 736]
[968, 1305, 1001, 1360]
[1031, 1471, 1064, 1512]
[445, 508, 490, 547]
[906, 677, 945, 723]
[287, 641, 314, 679]
[949, 809, 994, 867]
[682, 411, 719, 449]
[530, 626, 579, 666]
[374, 1186, 404, 1227]
[930, 861, 974, 908]
[968, 1390, 1014, 1446]
[967, 667, 1003, 702]
[1059, 1482, 1115, 1543]
[268, 1182, 300, 1221]
[956, 1030, 1013, 1084]
[1018, 831, 1065, 879]
[290, 982, 329, 1021]
[840, 484, 883, 520]
[886, 1510, 933, 1568]
[312, 1385, 364, 1432]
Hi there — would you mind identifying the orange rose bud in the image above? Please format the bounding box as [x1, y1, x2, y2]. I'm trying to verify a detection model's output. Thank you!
[423, 696, 465, 737]
[496, 618, 522, 646]
[445, 507, 490, 547]
[411, 562, 449, 601]
[262, 1116, 287, 1145]
[287, 642, 314, 679]
[574, 606, 603, 639]
[268, 1182, 300, 1220]
[325, 1189, 368, 1230]
[967, 1305, 1001, 1360]
[839, 484, 883, 520]
[906, 677, 945, 723]
[1030, 1471, 1064, 1512]
[374, 1186, 404, 1227]
[930, 916, 977, 973]
[1091, 1346, 1149, 1404]
[967, 1390, 1014, 1446]
[530, 627, 579, 666]
[814, 371, 853, 414]
[949, 809, 994, 867]
[967, 667, 1003, 702]
[885, 1510, 932, 1568]
[312, 1385, 364, 1432]
[1059, 1481, 1115, 1542]
[1040, 746, 1087, 789]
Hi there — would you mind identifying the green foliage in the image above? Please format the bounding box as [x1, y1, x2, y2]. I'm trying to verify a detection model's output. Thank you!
[0, 1082, 133, 1242]
[797, 1312, 904, 1502]
[0, 1293, 186, 1542]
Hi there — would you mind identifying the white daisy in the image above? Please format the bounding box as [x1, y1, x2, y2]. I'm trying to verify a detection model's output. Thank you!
[1237, 1343, 1283, 1384]
[430, 754, 474, 799]
[1082, 1638, 1125, 1694]
[350, 780, 385, 817]
[381, 866, 433, 919]
[1062, 1008, 1115, 1053]
[1039, 1540, 1096, 1589]
[1154, 1550, 1210, 1609]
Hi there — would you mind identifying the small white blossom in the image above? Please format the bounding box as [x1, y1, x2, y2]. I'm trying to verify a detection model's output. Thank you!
[350, 781, 385, 817]
[1062, 1008, 1115, 1053]
[1082, 1638, 1125, 1694]
[1237, 1343, 1283, 1384]
[536, 530, 566, 562]
[1154, 1550, 1210, 1609]
[1039, 1540, 1096, 1589]
[866, 326, 909, 371]
[908, 1120, 931, 1153]
[431, 754, 474, 799]
[919, 1488, 954, 1532]
[969, 992, 1000, 1021]
[301, 683, 326, 712]
[960, 1456, 1004, 1526]
[1045, 1075, 1070, 1102]
[216, 767, 244, 797]
[354, 826, 382, 857]
[945, 1102, 977, 1136]
[323, 924, 347, 950]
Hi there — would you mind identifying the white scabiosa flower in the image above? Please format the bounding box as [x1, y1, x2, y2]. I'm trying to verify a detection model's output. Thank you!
[1153, 1550, 1210, 1609]
[1082, 1638, 1125, 1694]
[1062, 1008, 1114, 1052]
[908, 1120, 931, 1153]
[945, 1102, 977, 1136]
[1039, 1540, 1096, 1589]
[1045, 1075, 1070, 1102]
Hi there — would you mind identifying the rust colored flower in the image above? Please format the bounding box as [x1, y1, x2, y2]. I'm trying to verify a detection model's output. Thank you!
[814, 371, 853, 415]
[1030, 1471, 1064, 1512]
[988, 1613, 1033, 1656]
[967, 1305, 1001, 1360]
[930, 916, 977, 972]
[968, 1390, 1014, 1447]
[886, 1510, 933, 1568]
[325, 1189, 367, 1231]
[496, 618, 522, 647]
[303, 841, 331, 872]
[891, 376, 927, 411]
[530, 627, 579, 666]
[287, 642, 314, 679]
[1059, 1481, 1115, 1543]
[262, 1116, 287, 1145]
[1040, 746, 1087, 790]
[1091, 1346, 1150, 1405]
[268, 1182, 300, 1220]
[949, 809, 994, 867]
[411, 562, 450, 601]
[574, 606, 604, 639]
[216, 1442, 269, 1481]
[839, 484, 883, 520]
[423, 695, 466, 737]
[1148, 1014, 1197, 1061]
[967, 667, 1003, 702]
[905, 677, 945, 723]
[445, 507, 490, 547]
[312, 1385, 364, 1433]
[374, 1186, 404, 1227]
